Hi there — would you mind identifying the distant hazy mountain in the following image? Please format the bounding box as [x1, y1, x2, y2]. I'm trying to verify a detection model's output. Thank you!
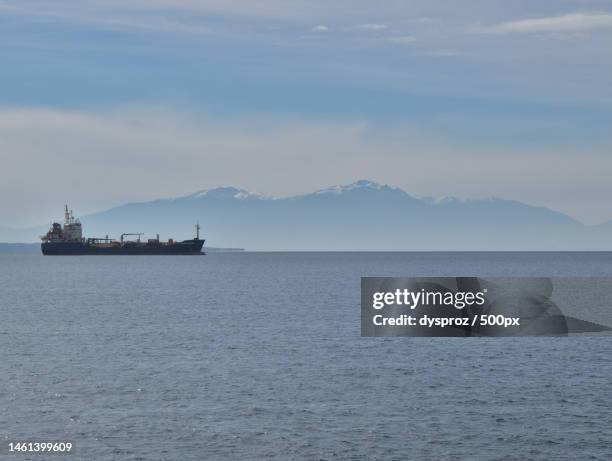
[2, 180, 611, 250]
[0, 226, 33, 242]
[595, 220, 612, 231]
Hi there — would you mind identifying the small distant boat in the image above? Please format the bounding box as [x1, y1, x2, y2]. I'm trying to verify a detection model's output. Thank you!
[41, 206, 205, 255]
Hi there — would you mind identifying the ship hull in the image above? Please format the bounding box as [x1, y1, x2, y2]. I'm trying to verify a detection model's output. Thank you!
[42, 239, 205, 255]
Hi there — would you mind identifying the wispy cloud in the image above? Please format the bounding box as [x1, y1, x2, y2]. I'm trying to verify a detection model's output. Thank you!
[311, 25, 329, 32]
[352, 23, 388, 31]
[0, 2, 218, 37]
[416, 17, 441, 24]
[387, 35, 417, 44]
[418, 49, 460, 57]
[8, 0, 318, 20]
[474, 12, 612, 34]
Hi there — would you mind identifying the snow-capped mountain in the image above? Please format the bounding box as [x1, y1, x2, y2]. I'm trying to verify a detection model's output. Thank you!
[1, 181, 609, 250]
[313, 180, 404, 195]
[185, 187, 266, 201]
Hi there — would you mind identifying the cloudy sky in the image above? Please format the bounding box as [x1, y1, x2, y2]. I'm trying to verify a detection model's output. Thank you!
[1, 0, 611, 226]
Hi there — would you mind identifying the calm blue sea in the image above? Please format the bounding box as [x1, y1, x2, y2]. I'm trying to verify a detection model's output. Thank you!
[1, 252, 612, 460]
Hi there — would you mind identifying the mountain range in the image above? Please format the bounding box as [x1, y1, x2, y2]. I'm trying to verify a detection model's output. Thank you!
[2, 180, 611, 250]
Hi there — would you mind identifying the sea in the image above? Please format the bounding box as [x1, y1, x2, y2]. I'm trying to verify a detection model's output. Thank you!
[1, 252, 611, 460]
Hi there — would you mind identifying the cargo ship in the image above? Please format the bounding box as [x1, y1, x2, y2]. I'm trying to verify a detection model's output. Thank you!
[41, 206, 205, 255]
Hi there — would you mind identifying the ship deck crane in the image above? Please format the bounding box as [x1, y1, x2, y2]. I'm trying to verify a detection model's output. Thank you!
[121, 233, 144, 244]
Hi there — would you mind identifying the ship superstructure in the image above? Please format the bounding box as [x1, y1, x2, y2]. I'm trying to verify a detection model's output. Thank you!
[43, 206, 83, 243]
[41, 206, 204, 255]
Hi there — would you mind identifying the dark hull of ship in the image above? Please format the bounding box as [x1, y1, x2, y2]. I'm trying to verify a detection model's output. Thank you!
[42, 239, 205, 255]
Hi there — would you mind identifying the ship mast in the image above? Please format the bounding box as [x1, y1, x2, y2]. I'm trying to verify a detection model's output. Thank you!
[64, 205, 70, 225]
[196, 222, 200, 240]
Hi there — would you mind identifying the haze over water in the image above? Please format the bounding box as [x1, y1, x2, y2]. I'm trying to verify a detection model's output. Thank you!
[2, 252, 612, 460]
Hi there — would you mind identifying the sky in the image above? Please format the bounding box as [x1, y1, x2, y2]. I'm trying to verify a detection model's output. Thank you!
[0, 0, 611, 226]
